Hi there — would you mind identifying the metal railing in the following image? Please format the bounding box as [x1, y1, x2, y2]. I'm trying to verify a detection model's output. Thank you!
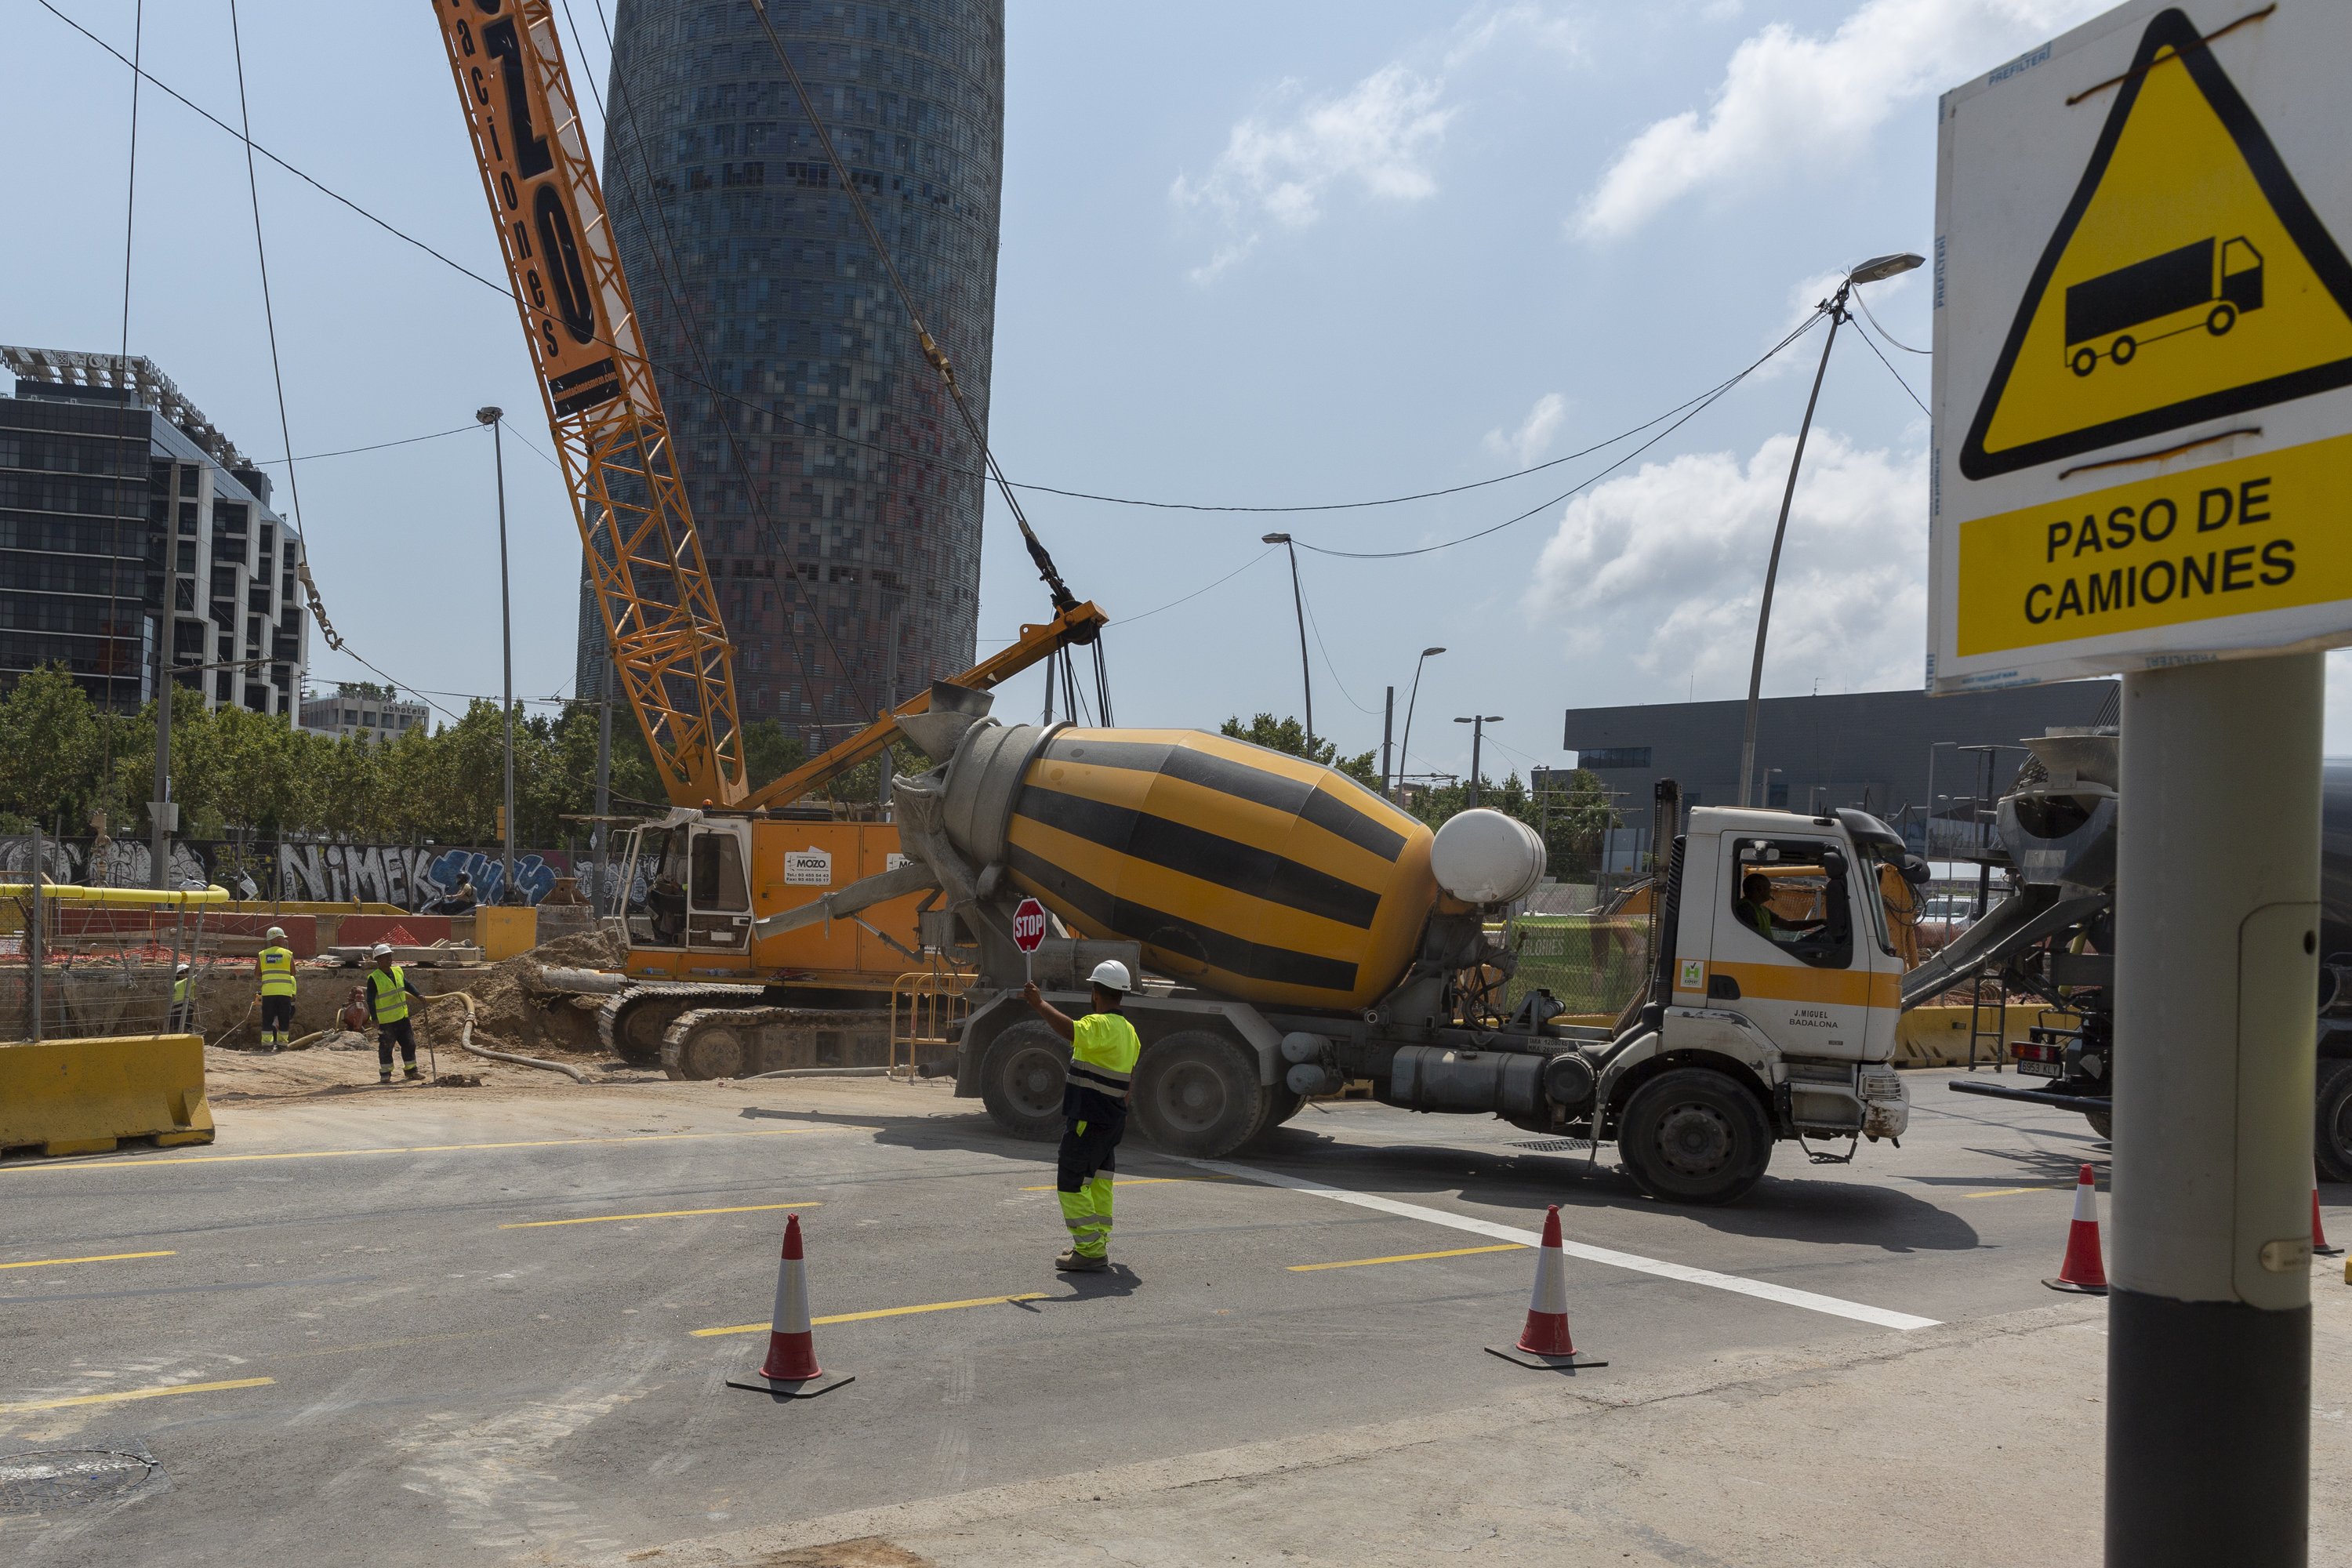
[887, 965, 974, 1080]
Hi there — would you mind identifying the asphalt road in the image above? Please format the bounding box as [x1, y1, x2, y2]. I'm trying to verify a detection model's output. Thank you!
[1, 1068, 2303, 1566]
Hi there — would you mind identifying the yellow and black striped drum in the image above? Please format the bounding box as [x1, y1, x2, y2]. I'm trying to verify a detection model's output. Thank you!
[993, 729, 1436, 1011]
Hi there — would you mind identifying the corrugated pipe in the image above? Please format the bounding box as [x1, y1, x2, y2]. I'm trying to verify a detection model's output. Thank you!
[444, 992, 592, 1084]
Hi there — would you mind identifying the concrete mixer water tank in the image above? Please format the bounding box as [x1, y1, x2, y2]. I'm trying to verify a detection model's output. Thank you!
[981, 729, 1436, 1011]
[1429, 808, 1548, 906]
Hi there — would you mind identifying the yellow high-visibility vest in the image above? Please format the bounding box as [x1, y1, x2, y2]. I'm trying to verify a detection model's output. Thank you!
[258, 946, 296, 996]
[368, 965, 411, 1024]
[172, 975, 190, 1007]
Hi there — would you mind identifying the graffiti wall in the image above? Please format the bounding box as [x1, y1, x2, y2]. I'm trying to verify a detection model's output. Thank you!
[0, 837, 587, 909]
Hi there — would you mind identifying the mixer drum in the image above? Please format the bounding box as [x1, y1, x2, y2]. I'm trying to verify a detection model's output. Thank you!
[975, 728, 1437, 1011]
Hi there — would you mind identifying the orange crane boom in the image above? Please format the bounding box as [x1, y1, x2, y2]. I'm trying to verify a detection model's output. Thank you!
[431, 0, 746, 808]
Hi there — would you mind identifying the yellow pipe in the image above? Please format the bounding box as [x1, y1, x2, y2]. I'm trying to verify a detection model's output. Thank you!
[0, 884, 232, 906]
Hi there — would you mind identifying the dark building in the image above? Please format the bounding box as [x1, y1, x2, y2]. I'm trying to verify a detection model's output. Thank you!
[1559, 683, 2119, 863]
[0, 348, 308, 717]
[583, 0, 1002, 740]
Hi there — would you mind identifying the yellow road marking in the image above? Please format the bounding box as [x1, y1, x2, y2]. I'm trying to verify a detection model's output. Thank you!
[0, 1126, 856, 1176]
[1015, 1175, 1238, 1192]
[693, 1293, 1047, 1338]
[1288, 1243, 1528, 1272]
[0, 1376, 273, 1414]
[1958, 1185, 2076, 1199]
[500, 1201, 819, 1230]
[0, 1250, 176, 1271]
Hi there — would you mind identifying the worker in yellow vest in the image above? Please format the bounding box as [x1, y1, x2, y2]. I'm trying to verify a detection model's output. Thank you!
[256, 925, 298, 1050]
[366, 942, 429, 1084]
[1021, 960, 1142, 1272]
[170, 962, 194, 1034]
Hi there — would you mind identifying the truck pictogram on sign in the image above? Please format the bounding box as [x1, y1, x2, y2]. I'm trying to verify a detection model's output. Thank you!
[2065, 235, 2263, 376]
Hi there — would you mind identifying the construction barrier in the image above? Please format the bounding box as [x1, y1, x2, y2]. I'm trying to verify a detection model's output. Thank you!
[1894, 1004, 2039, 1067]
[0, 1033, 213, 1157]
[337, 913, 456, 950]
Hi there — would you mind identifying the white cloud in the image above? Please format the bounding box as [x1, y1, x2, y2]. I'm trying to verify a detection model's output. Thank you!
[1526, 431, 1928, 697]
[1174, 64, 1457, 282]
[1574, 0, 2107, 241]
[1484, 392, 1570, 466]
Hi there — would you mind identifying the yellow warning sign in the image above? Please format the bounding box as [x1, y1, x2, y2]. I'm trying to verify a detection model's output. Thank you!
[1959, 9, 2352, 480]
[1955, 428, 2352, 656]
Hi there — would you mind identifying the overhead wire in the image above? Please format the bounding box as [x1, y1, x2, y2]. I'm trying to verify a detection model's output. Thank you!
[1294, 311, 1827, 561]
[1849, 315, 1932, 419]
[252, 423, 475, 466]
[1853, 289, 1929, 354]
[38, 1, 1872, 535]
[1117, 546, 1278, 626]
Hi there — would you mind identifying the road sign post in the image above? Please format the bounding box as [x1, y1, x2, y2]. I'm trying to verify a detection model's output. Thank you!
[1011, 895, 1048, 987]
[1933, 7, 2342, 1562]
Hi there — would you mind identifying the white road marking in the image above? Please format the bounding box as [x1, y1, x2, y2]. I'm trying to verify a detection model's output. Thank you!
[1177, 1156, 1941, 1333]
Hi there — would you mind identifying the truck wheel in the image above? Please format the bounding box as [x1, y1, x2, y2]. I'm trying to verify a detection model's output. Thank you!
[979, 1022, 1068, 1142]
[2084, 1108, 2113, 1141]
[2317, 1060, 2352, 1183]
[1240, 1085, 1305, 1149]
[1616, 1068, 1771, 1206]
[1135, 1031, 1267, 1157]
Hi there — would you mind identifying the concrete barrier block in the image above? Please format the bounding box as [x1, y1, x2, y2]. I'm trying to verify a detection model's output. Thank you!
[0, 1033, 214, 1157]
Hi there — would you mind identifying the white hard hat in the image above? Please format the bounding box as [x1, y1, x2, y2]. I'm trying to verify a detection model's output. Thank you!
[1087, 959, 1132, 993]
[371, 942, 395, 959]
[265, 926, 286, 942]
[176, 963, 191, 975]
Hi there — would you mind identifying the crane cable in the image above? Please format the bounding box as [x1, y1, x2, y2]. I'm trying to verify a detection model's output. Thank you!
[744, 0, 1084, 624]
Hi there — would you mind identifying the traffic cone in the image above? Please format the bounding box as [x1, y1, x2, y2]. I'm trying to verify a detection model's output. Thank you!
[1486, 1206, 1605, 1370]
[2045, 1163, 2109, 1295]
[2314, 1189, 2343, 1258]
[725, 1214, 853, 1398]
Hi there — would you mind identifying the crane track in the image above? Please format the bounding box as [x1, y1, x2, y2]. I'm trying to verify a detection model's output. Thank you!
[596, 983, 765, 1069]
[660, 1005, 894, 1081]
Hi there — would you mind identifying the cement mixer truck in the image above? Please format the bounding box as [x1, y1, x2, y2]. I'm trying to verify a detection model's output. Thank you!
[763, 683, 1920, 1204]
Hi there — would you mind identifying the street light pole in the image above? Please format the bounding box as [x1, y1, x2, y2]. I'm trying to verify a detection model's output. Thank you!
[1454, 714, 1503, 808]
[1263, 533, 1313, 753]
[480, 406, 517, 906]
[1737, 251, 1922, 808]
[1396, 646, 1445, 802]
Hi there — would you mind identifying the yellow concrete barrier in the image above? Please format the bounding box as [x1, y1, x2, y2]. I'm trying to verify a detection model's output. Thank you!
[0, 1034, 214, 1158]
[477, 906, 537, 962]
[1896, 1004, 2041, 1067]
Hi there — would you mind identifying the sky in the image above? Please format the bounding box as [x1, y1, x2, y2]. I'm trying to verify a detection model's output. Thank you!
[12, 0, 2348, 784]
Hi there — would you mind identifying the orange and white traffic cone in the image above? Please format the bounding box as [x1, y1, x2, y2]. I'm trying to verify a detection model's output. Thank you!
[2313, 1188, 2343, 1258]
[1486, 1205, 1605, 1370]
[2045, 1163, 2109, 1295]
[726, 1213, 854, 1398]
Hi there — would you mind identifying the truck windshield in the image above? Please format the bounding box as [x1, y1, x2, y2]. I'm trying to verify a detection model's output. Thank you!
[1730, 841, 1852, 969]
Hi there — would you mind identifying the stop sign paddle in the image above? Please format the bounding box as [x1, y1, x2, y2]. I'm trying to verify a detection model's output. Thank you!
[1011, 896, 1048, 984]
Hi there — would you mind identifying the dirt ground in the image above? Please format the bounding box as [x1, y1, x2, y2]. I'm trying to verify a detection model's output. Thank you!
[204, 927, 648, 1102]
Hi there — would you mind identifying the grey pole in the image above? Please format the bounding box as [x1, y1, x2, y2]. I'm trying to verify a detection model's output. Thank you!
[1381, 685, 1395, 797]
[1397, 646, 1444, 803]
[1739, 291, 1844, 808]
[148, 622, 172, 890]
[1456, 715, 1502, 809]
[592, 689, 613, 916]
[1264, 533, 1313, 753]
[2107, 654, 2318, 1567]
[480, 406, 516, 905]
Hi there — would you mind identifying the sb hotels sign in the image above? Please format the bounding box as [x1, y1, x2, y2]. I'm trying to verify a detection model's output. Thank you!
[1929, 2, 2352, 691]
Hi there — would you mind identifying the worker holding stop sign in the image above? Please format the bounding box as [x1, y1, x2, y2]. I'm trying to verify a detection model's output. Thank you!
[1018, 917, 1141, 1274]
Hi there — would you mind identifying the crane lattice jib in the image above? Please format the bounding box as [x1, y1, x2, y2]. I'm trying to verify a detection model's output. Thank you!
[432, 0, 746, 808]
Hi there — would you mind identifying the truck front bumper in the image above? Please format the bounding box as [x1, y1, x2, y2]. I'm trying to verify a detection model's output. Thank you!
[1859, 1064, 1909, 1141]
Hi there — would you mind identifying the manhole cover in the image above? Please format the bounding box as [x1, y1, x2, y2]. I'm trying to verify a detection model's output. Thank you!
[0, 1446, 162, 1513]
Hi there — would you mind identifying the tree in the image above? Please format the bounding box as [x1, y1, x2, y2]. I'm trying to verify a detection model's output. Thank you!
[1218, 713, 1380, 789]
[0, 666, 102, 833]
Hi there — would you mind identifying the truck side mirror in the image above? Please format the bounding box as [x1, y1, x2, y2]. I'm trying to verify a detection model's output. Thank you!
[1899, 854, 1932, 886]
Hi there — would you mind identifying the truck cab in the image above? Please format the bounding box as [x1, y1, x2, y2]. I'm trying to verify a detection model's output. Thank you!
[1586, 805, 1915, 1199]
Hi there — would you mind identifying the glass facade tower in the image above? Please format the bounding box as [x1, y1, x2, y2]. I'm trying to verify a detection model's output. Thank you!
[585, 0, 1002, 742]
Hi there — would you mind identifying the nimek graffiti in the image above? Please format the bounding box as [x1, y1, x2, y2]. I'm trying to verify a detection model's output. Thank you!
[0, 838, 605, 909]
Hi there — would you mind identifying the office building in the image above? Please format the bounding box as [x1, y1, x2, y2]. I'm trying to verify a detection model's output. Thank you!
[1560, 682, 2119, 862]
[583, 0, 1004, 741]
[1, 347, 307, 717]
[300, 682, 429, 740]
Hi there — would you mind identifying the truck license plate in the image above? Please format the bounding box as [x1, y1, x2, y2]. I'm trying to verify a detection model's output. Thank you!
[2018, 1058, 2062, 1078]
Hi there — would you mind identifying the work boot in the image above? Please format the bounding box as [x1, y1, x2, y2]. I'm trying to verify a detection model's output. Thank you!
[404, 1068, 425, 1082]
[1055, 1249, 1109, 1273]
[379, 1071, 394, 1084]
